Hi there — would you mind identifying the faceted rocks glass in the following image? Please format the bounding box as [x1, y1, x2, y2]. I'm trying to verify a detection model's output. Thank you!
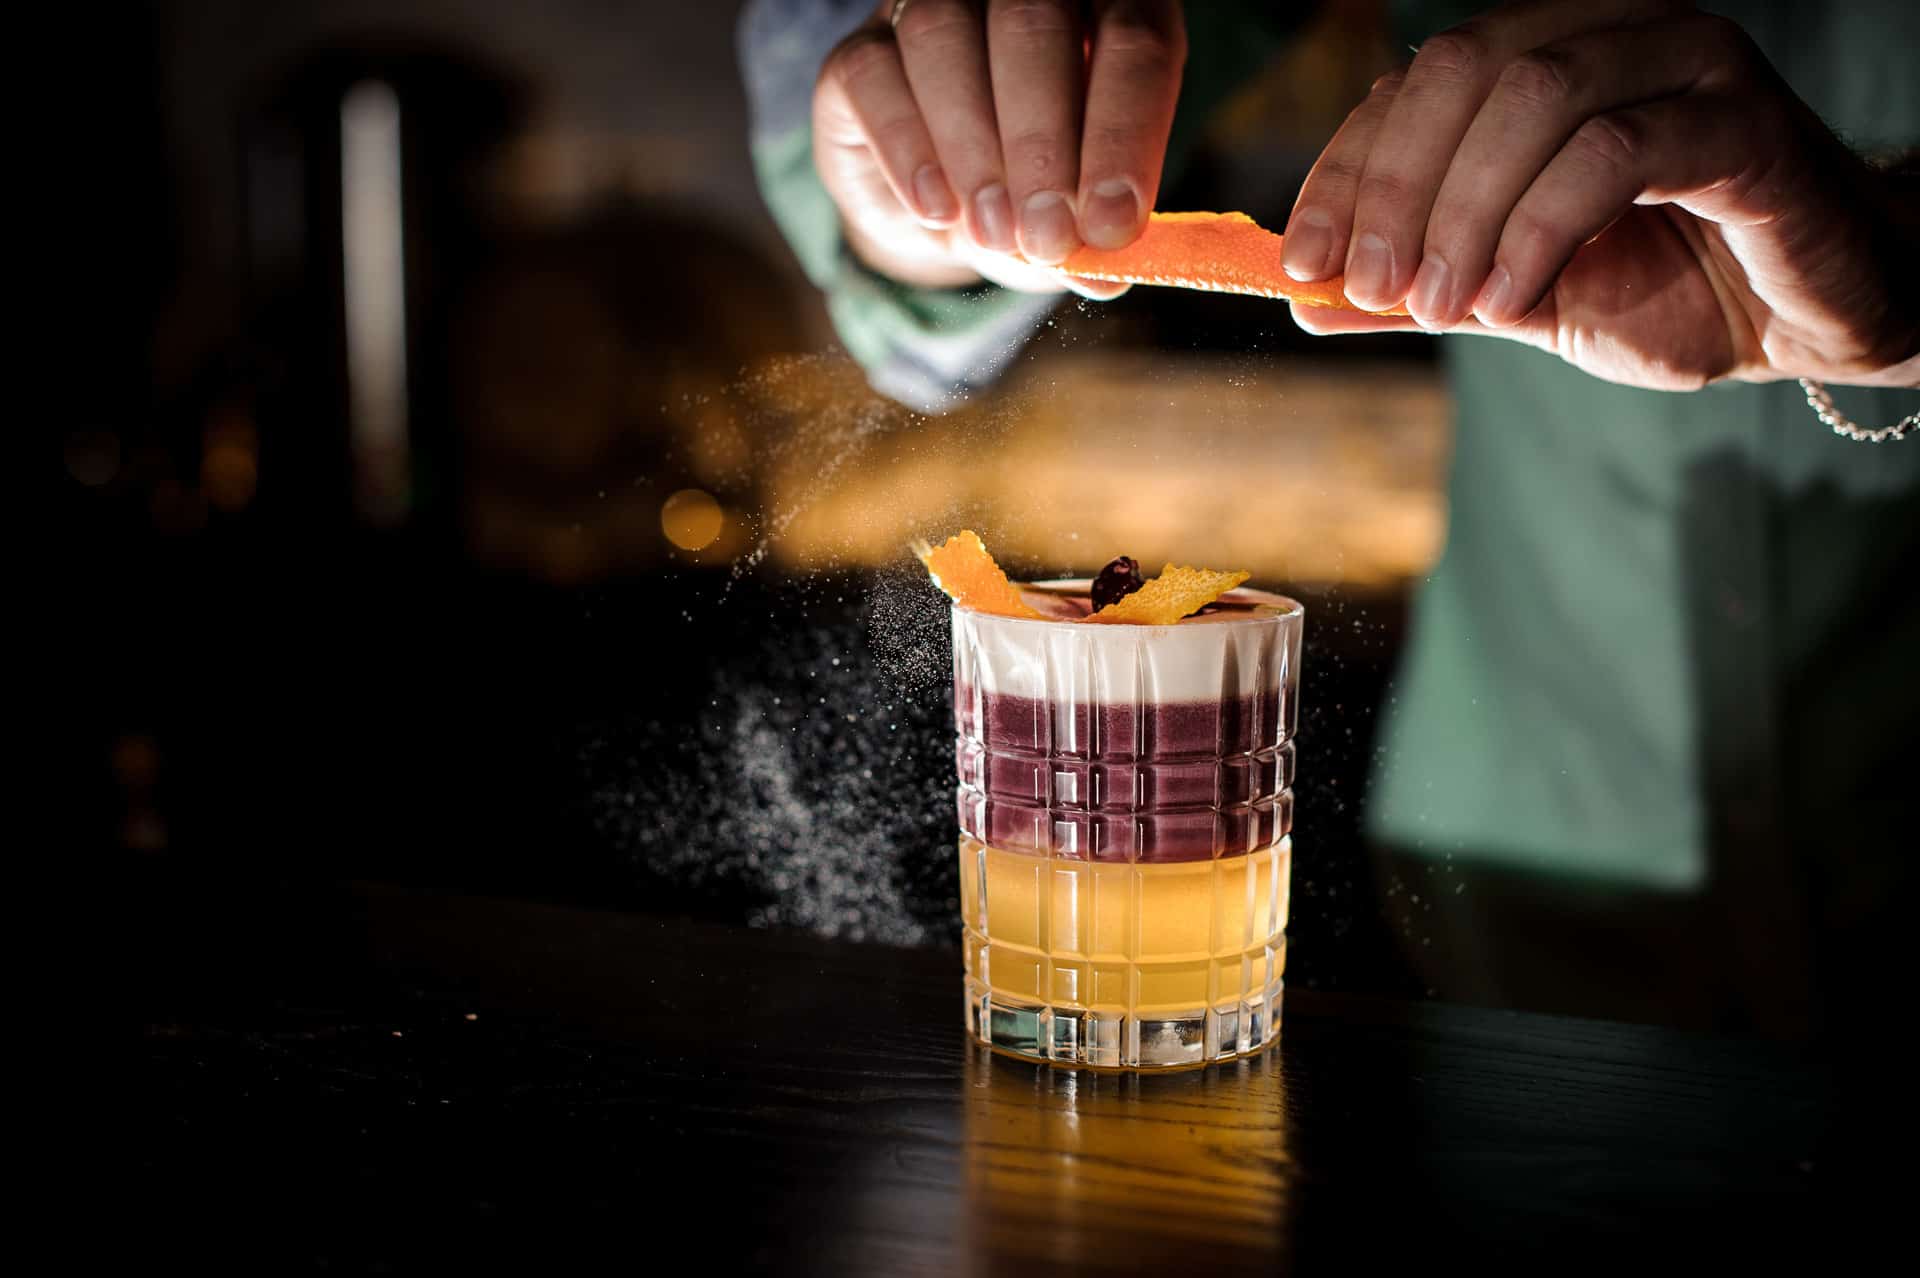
[953, 581, 1303, 1069]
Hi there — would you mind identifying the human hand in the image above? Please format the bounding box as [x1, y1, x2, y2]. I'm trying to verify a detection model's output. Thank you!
[812, 0, 1186, 297]
[1281, 0, 1920, 390]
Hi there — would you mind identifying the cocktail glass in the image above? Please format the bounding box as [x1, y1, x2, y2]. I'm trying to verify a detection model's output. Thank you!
[954, 580, 1303, 1069]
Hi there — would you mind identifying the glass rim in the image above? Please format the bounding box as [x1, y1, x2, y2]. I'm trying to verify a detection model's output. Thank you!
[953, 577, 1304, 628]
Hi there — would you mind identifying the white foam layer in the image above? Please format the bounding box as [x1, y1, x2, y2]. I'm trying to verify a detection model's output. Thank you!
[951, 579, 1304, 704]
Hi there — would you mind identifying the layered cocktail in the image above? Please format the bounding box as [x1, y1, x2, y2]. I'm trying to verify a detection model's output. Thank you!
[926, 536, 1302, 1070]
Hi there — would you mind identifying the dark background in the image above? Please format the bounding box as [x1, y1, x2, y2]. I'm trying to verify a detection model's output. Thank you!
[81, 1, 1447, 1000]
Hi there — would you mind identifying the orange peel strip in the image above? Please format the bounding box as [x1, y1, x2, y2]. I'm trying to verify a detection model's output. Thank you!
[1083, 564, 1252, 625]
[914, 530, 1042, 619]
[1060, 211, 1409, 315]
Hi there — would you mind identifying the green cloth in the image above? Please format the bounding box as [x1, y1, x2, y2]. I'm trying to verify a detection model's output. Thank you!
[1370, 0, 1920, 900]
[1370, 348, 1920, 891]
[749, 116, 1056, 410]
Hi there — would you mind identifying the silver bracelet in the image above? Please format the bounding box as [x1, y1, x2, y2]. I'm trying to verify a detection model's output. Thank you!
[1798, 379, 1919, 443]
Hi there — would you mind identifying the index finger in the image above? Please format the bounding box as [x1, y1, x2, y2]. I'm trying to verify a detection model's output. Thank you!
[1076, 0, 1186, 249]
[988, 0, 1087, 265]
[1341, 0, 1675, 310]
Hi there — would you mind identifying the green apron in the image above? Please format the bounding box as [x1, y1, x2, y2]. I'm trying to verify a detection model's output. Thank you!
[1370, 0, 1920, 891]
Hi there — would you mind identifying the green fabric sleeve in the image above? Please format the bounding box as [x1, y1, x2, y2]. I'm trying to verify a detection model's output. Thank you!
[748, 121, 1059, 412]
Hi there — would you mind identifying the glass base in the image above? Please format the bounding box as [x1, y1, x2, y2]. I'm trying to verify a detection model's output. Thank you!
[964, 975, 1282, 1071]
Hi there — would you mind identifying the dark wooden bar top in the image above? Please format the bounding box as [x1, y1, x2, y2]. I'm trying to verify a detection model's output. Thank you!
[135, 876, 1887, 1274]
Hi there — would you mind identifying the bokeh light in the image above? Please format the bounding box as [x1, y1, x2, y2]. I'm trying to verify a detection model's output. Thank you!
[202, 406, 259, 513]
[760, 351, 1449, 588]
[65, 430, 123, 487]
[661, 488, 724, 551]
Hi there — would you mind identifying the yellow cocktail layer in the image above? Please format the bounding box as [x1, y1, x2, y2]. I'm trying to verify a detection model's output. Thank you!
[960, 838, 1289, 1015]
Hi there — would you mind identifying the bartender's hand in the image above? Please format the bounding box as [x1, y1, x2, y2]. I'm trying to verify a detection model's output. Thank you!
[812, 0, 1185, 297]
[1282, 0, 1920, 389]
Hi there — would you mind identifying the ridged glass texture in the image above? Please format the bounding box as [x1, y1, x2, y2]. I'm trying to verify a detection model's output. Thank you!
[953, 585, 1303, 1069]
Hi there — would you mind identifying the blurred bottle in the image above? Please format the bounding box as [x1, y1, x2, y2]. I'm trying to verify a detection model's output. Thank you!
[236, 42, 520, 547]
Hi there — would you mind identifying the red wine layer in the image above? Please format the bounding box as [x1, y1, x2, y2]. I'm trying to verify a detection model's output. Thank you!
[955, 689, 1294, 863]
[955, 686, 1287, 759]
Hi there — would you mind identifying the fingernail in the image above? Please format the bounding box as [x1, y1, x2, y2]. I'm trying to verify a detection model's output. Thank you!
[1080, 179, 1139, 250]
[1409, 254, 1452, 327]
[913, 165, 957, 223]
[972, 184, 1015, 252]
[1344, 232, 1395, 308]
[1476, 265, 1518, 325]
[1283, 208, 1336, 281]
[1018, 191, 1079, 264]
[1064, 277, 1132, 301]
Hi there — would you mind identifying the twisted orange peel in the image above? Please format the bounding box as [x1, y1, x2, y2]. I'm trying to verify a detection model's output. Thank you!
[914, 532, 1251, 625]
[1059, 211, 1409, 315]
[1082, 564, 1252, 625]
[913, 530, 1042, 620]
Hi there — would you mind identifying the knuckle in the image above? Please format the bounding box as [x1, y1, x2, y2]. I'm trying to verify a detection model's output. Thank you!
[993, 0, 1075, 40]
[1568, 111, 1645, 180]
[1422, 229, 1461, 266]
[1311, 151, 1366, 193]
[893, 0, 975, 46]
[1370, 68, 1407, 97]
[869, 116, 924, 156]
[1499, 209, 1556, 267]
[1096, 5, 1186, 69]
[1498, 48, 1579, 114]
[1422, 203, 1478, 261]
[1706, 136, 1792, 213]
[1355, 168, 1414, 210]
[826, 29, 899, 88]
[1003, 128, 1065, 179]
[939, 136, 1007, 182]
[1082, 122, 1144, 162]
[1414, 25, 1490, 86]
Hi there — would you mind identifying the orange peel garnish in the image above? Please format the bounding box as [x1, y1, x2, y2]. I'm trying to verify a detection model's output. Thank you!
[1083, 564, 1251, 625]
[914, 530, 1042, 619]
[1059, 211, 1408, 315]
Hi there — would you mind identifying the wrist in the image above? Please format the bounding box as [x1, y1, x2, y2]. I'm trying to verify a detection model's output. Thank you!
[1806, 147, 1920, 388]
[1866, 187, 1912, 383]
[1869, 150, 1920, 385]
